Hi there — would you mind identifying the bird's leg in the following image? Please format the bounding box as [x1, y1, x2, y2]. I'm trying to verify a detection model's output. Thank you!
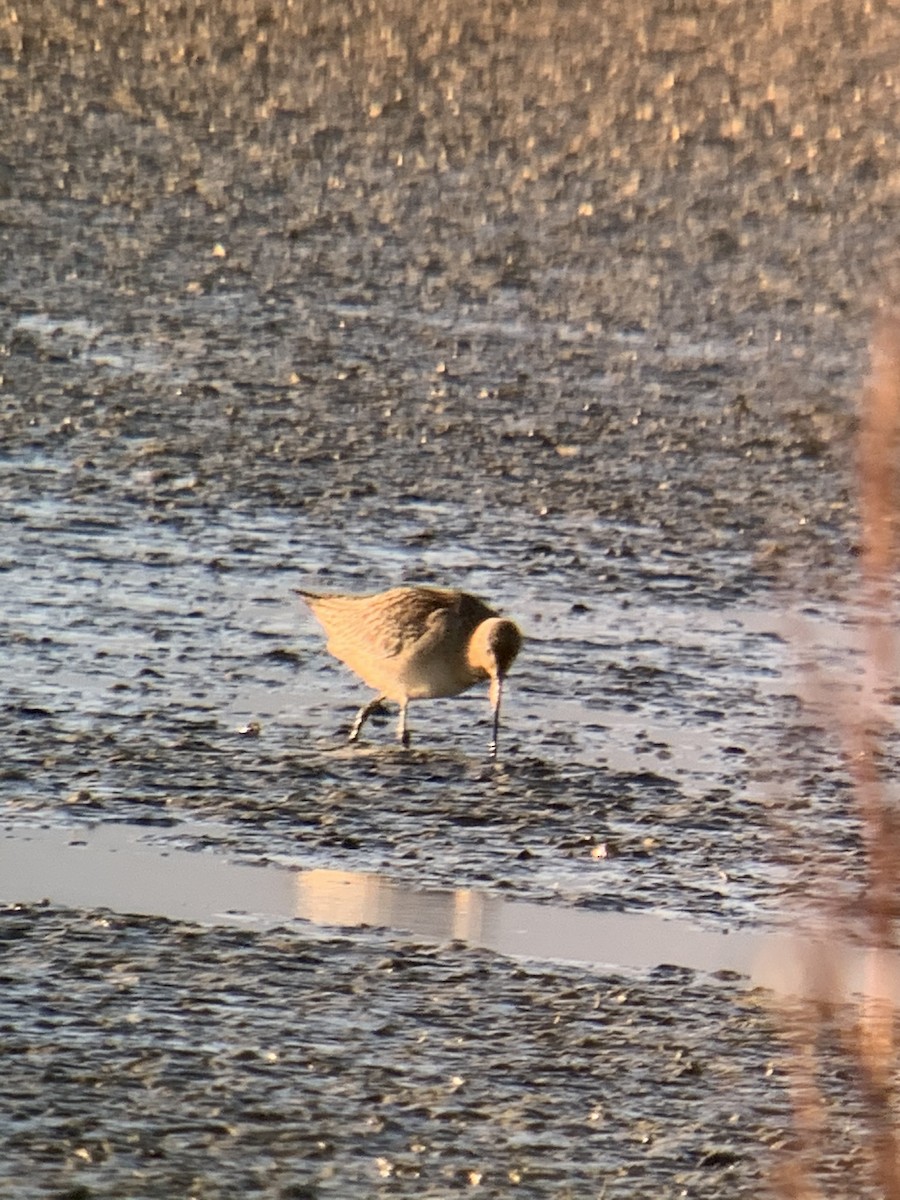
[397, 700, 411, 748]
[349, 695, 387, 743]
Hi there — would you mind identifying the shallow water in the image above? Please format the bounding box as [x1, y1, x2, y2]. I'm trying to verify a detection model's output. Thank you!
[3, 819, 896, 1004]
[1, 818, 767, 970]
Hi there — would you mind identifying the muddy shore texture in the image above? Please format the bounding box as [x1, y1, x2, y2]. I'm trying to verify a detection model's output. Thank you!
[2, 0, 898, 1196]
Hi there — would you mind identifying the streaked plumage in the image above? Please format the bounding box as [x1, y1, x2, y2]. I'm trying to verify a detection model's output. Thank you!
[295, 584, 522, 756]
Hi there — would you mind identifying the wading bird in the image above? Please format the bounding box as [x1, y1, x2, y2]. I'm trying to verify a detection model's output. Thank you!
[295, 584, 522, 757]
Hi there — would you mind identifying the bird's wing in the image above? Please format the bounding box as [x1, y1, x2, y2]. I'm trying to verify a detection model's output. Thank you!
[296, 588, 430, 661]
[298, 587, 495, 663]
[354, 588, 459, 659]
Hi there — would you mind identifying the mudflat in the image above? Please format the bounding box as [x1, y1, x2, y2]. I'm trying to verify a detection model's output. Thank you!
[1, 2, 895, 1196]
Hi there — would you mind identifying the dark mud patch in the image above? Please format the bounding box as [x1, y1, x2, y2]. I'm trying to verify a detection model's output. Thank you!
[0, 902, 860, 1199]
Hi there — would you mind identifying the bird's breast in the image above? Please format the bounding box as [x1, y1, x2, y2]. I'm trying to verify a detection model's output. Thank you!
[400, 654, 484, 700]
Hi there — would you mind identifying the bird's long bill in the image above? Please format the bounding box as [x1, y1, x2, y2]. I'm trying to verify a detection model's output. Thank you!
[489, 675, 503, 758]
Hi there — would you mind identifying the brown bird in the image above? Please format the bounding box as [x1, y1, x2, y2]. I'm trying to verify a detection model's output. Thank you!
[295, 585, 522, 756]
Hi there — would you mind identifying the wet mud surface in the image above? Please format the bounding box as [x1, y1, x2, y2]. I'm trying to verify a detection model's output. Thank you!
[0, 904, 867, 1200]
[0, 533, 871, 924]
[2, 0, 899, 1194]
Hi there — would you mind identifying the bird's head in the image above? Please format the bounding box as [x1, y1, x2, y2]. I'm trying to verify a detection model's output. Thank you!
[468, 617, 522, 687]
